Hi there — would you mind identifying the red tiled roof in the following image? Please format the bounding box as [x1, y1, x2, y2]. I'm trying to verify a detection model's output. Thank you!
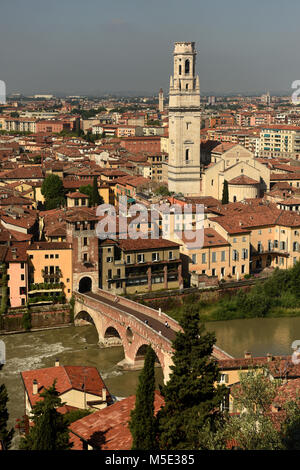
[21, 365, 111, 408]
[69, 391, 164, 450]
[228, 175, 259, 185]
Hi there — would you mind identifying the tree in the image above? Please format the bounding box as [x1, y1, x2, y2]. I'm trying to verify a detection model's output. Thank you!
[223, 367, 283, 450]
[41, 174, 65, 210]
[0, 384, 14, 450]
[156, 305, 227, 450]
[129, 345, 157, 450]
[0, 263, 8, 315]
[221, 180, 229, 205]
[154, 185, 171, 197]
[79, 184, 93, 207]
[90, 176, 103, 207]
[19, 381, 72, 450]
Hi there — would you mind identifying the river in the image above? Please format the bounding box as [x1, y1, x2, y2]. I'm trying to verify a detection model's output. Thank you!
[1, 316, 300, 449]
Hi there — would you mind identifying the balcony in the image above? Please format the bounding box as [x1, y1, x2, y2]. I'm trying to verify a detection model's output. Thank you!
[251, 245, 290, 257]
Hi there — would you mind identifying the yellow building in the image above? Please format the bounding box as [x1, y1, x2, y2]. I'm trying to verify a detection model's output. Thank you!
[27, 241, 73, 300]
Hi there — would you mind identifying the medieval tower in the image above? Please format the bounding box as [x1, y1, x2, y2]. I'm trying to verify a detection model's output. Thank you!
[168, 42, 201, 195]
[159, 88, 164, 113]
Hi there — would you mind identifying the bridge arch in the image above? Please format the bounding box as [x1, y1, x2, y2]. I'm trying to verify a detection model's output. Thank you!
[104, 326, 121, 339]
[75, 310, 95, 326]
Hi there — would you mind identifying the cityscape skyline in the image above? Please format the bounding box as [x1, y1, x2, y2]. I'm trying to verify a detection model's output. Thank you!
[1, 0, 300, 96]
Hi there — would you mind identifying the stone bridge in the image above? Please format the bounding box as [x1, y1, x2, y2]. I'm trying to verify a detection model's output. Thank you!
[74, 288, 232, 383]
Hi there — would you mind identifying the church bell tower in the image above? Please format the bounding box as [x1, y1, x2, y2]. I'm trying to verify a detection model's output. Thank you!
[168, 42, 201, 195]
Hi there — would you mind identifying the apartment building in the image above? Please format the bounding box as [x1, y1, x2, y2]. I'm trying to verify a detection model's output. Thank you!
[99, 237, 182, 295]
[259, 125, 300, 159]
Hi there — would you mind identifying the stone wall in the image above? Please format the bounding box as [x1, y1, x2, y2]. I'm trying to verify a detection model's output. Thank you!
[0, 306, 71, 333]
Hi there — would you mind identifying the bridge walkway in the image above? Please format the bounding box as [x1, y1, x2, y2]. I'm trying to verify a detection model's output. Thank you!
[85, 291, 176, 342]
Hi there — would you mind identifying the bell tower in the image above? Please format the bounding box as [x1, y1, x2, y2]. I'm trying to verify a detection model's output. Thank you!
[168, 42, 201, 195]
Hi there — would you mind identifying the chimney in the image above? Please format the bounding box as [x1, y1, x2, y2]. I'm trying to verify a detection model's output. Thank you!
[33, 379, 38, 395]
[267, 353, 273, 362]
[102, 388, 107, 402]
[55, 358, 59, 367]
[244, 352, 252, 359]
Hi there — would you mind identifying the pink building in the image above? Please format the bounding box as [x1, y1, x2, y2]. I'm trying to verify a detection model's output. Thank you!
[5, 243, 28, 307]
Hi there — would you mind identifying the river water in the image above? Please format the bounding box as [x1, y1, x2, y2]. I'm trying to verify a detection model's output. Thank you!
[1, 316, 300, 449]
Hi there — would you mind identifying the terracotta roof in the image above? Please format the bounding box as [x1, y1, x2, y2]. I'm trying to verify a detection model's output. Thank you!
[69, 391, 164, 450]
[228, 175, 259, 185]
[21, 365, 112, 408]
[27, 242, 72, 251]
[66, 192, 89, 199]
[117, 237, 180, 252]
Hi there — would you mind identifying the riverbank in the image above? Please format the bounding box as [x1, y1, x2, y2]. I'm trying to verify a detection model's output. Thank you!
[0, 304, 71, 334]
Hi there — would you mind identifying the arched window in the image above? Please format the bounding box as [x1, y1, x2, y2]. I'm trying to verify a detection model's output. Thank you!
[185, 59, 190, 74]
[185, 149, 189, 162]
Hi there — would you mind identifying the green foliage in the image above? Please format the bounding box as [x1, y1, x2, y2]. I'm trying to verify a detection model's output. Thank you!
[156, 305, 227, 449]
[41, 174, 65, 210]
[64, 408, 91, 425]
[223, 367, 283, 450]
[0, 384, 14, 450]
[19, 381, 72, 450]
[21, 309, 32, 331]
[221, 180, 229, 205]
[129, 345, 157, 450]
[90, 176, 103, 207]
[71, 107, 106, 119]
[69, 295, 75, 323]
[154, 185, 171, 197]
[79, 184, 93, 207]
[0, 263, 8, 315]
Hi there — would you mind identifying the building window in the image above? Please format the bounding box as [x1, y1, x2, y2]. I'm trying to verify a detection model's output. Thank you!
[83, 237, 88, 246]
[168, 251, 173, 260]
[152, 252, 160, 262]
[232, 266, 236, 275]
[137, 254, 145, 263]
[192, 254, 197, 264]
[202, 253, 206, 263]
[21, 274, 24, 281]
[45, 254, 49, 259]
[221, 267, 225, 276]
[55, 254, 59, 259]
[50, 254, 54, 259]
[185, 59, 190, 74]
[212, 252, 216, 263]
[126, 255, 131, 264]
[83, 253, 88, 262]
[106, 257, 113, 263]
[232, 250, 239, 261]
[185, 149, 189, 162]
[108, 269, 112, 279]
[242, 248, 248, 259]
[241, 265, 245, 274]
[221, 251, 225, 261]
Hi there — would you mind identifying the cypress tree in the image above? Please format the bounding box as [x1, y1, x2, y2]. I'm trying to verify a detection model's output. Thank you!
[0, 383, 14, 450]
[19, 381, 72, 450]
[90, 176, 103, 207]
[156, 305, 227, 450]
[129, 345, 157, 450]
[221, 180, 229, 204]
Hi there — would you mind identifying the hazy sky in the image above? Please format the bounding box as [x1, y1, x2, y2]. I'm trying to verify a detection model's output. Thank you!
[0, 0, 299, 95]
